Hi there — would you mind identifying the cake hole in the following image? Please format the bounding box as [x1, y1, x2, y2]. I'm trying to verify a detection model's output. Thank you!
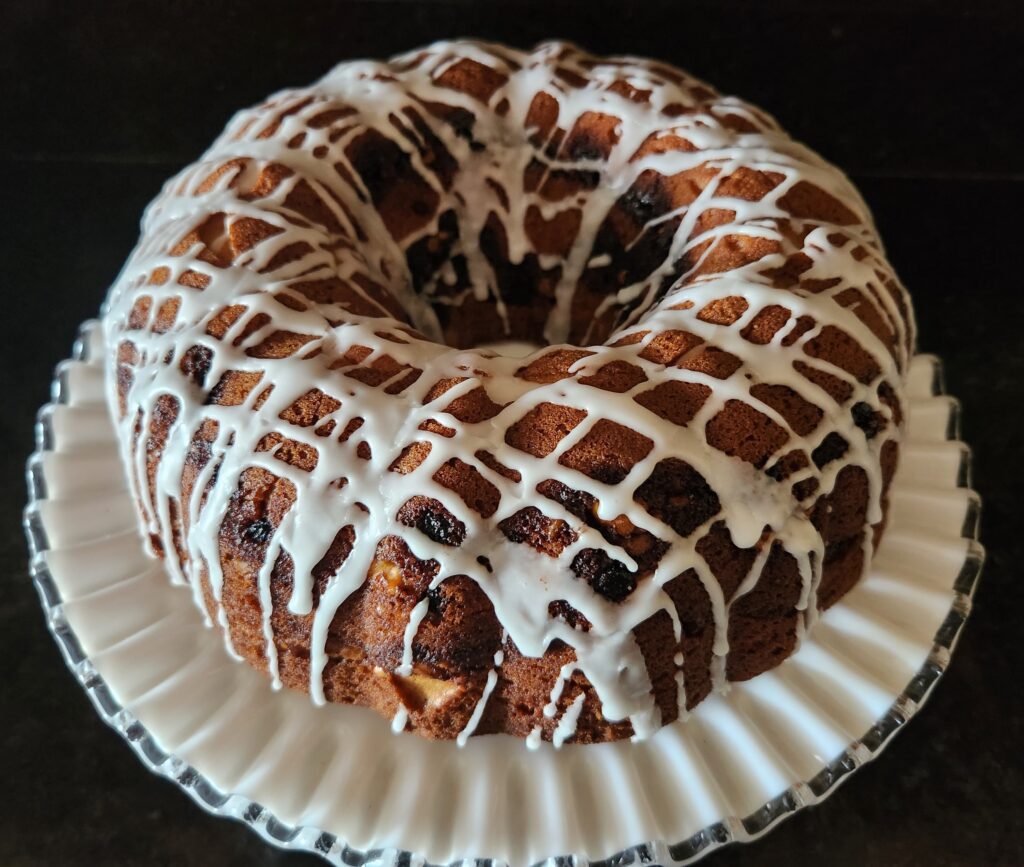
[477, 340, 543, 358]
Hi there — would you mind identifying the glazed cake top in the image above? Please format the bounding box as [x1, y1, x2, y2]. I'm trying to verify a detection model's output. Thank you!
[104, 39, 914, 744]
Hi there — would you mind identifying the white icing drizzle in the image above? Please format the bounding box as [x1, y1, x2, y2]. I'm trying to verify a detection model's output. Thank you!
[553, 693, 587, 748]
[456, 647, 504, 747]
[543, 662, 578, 719]
[391, 705, 409, 734]
[673, 651, 688, 720]
[526, 727, 543, 751]
[103, 40, 914, 746]
[398, 597, 430, 677]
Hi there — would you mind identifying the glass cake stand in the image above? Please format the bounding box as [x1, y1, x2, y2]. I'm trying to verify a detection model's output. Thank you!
[24, 321, 984, 866]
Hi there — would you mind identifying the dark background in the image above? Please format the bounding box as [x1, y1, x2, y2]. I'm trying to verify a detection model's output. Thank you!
[2, 1, 1022, 864]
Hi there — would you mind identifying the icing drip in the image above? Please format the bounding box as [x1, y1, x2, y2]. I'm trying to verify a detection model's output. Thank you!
[103, 39, 914, 745]
[544, 663, 577, 719]
[456, 648, 504, 747]
[553, 694, 587, 749]
[391, 705, 409, 734]
[526, 726, 544, 751]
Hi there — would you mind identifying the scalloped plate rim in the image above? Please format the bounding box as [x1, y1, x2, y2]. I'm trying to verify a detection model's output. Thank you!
[23, 319, 985, 867]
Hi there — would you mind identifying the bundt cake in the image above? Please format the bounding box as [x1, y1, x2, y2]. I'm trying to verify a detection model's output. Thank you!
[104, 40, 914, 746]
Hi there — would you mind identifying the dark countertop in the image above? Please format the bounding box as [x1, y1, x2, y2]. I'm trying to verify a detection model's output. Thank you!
[1, 2, 1021, 865]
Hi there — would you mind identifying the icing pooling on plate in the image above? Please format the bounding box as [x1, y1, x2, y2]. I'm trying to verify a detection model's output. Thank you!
[103, 39, 914, 744]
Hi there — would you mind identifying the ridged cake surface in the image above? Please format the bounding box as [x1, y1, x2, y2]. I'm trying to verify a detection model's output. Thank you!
[105, 40, 914, 745]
